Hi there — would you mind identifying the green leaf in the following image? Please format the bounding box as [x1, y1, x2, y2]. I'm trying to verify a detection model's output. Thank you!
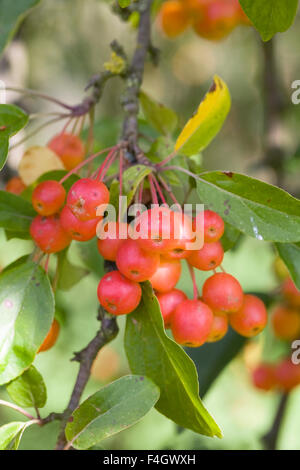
[37, 170, 80, 192]
[6, 365, 47, 408]
[221, 223, 242, 252]
[0, 0, 41, 54]
[140, 91, 178, 136]
[65, 375, 160, 450]
[0, 261, 54, 385]
[239, 0, 298, 41]
[0, 132, 9, 170]
[0, 190, 35, 234]
[76, 238, 104, 278]
[118, 0, 131, 7]
[0, 104, 28, 136]
[0, 422, 27, 450]
[187, 329, 247, 397]
[175, 76, 231, 156]
[196, 171, 300, 243]
[56, 249, 89, 291]
[125, 283, 222, 438]
[276, 242, 300, 290]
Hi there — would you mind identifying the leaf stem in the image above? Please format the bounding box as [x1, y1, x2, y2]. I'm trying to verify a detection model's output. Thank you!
[0, 399, 36, 421]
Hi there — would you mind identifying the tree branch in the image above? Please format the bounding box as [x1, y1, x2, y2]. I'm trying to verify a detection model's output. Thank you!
[261, 392, 289, 450]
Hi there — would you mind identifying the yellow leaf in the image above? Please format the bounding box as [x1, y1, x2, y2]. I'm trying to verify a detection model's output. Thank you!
[175, 75, 231, 156]
[19, 146, 65, 185]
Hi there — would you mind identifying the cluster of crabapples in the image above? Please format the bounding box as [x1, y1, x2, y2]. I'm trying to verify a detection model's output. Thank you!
[252, 359, 300, 394]
[97, 206, 268, 348]
[159, 0, 250, 41]
[271, 276, 300, 342]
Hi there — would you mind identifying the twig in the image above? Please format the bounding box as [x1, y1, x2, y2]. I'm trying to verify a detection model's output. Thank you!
[261, 392, 289, 450]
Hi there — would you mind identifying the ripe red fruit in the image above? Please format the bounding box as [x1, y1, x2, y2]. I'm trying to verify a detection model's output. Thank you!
[229, 294, 267, 337]
[48, 133, 85, 170]
[252, 363, 277, 392]
[192, 0, 239, 41]
[133, 206, 179, 254]
[67, 178, 110, 221]
[159, 1, 190, 38]
[60, 205, 100, 241]
[116, 239, 160, 282]
[202, 272, 243, 313]
[5, 176, 26, 195]
[187, 241, 224, 271]
[281, 277, 300, 308]
[38, 319, 60, 353]
[272, 305, 300, 341]
[32, 180, 66, 216]
[156, 289, 187, 328]
[97, 221, 128, 261]
[171, 299, 214, 347]
[207, 313, 228, 342]
[30, 214, 71, 253]
[149, 258, 181, 293]
[194, 209, 225, 243]
[275, 358, 300, 392]
[97, 271, 142, 315]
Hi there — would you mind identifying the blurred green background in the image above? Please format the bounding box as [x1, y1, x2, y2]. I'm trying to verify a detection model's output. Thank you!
[1, 0, 300, 450]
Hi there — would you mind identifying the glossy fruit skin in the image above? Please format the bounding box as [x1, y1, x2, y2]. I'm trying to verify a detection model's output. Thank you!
[272, 305, 300, 341]
[202, 272, 243, 313]
[229, 294, 267, 337]
[30, 214, 71, 253]
[133, 207, 179, 254]
[97, 221, 128, 261]
[97, 271, 142, 315]
[5, 177, 26, 195]
[67, 178, 110, 221]
[192, 0, 239, 40]
[160, 1, 190, 38]
[60, 205, 100, 241]
[156, 289, 187, 328]
[38, 319, 60, 353]
[187, 241, 224, 271]
[150, 258, 181, 293]
[275, 358, 300, 392]
[171, 299, 214, 347]
[282, 277, 300, 308]
[48, 133, 85, 170]
[207, 313, 228, 342]
[194, 209, 225, 243]
[32, 180, 66, 216]
[252, 364, 277, 392]
[116, 239, 160, 282]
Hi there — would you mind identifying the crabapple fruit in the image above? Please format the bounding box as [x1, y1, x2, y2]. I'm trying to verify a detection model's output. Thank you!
[171, 299, 214, 347]
[38, 319, 60, 353]
[202, 272, 243, 313]
[207, 313, 228, 342]
[187, 241, 224, 271]
[32, 180, 66, 216]
[275, 358, 300, 392]
[150, 257, 181, 293]
[156, 289, 187, 328]
[252, 363, 277, 392]
[60, 205, 100, 241]
[229, 294, 267, 337]
[5, 177, 26, 195]
[272, 305, 300, 341]
[193, 209, 225, 243]
[30, 214, 71, 253]
[67, 178, 109, 221]
[97, 221, 128, 261]
[116, 239, 160, 282]
[48, 133, 85, 170]
[281, 277, 300, 308]
[97, 270, 142, 315]
[160, 1, 190, 38]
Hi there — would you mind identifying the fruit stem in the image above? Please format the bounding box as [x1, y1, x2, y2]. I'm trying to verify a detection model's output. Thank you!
[152, 174, 167, 204]
[97, 148, 118, 181]
[156, 149, 178, 168]
[157, 174, 181, 207]
[5, 86, 74, 110]
[148, 174, 158, 204]
[187, 262, 199, 300]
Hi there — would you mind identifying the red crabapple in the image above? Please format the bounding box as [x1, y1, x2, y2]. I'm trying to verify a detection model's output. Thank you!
[149, 257, 181, 293]
[207, 313, 228, 342]
[229, 294, 267, 337]
[193, 209, 225, 243]
[202, 272, 243, 313]
[171, 299, 214, 347]
[116, 239, 160, 282]
[67, 178, 109, 221]
[187, 241, 224, 271]
[281, 277, 300, 308]
[5, 177, 26, 195]
[252, 363, 277, 392]
[97, 271, 142, 315]
[272, 305, 300, 341]
[48, 133, 85, 170]
[30, 214, 71, 253]
[32, 180, 66, 216]
[38, 319, 60, 353]
[60, 205, 100, 241]
[275, 358, 300, 392]
[97, 221, 128, 261]
[156, 289, 187, 328]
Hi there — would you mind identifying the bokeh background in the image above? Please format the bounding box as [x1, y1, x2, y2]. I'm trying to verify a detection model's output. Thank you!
[0, 0, 300, 450]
